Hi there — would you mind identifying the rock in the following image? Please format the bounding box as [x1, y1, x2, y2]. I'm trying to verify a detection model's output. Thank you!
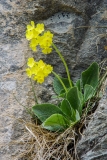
[34, 0, 101, 20]
[72, 1, 107, 80]
[75, 2, 107, 159]
[76, 80, 107, 160]
[0, 0, 36, 159]
[0, 0, 107, 159]
[38, 11, 87, 78]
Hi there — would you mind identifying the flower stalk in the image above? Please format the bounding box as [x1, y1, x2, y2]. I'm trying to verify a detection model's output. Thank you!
[52, 71, 67, 92]
[30, 79, 38, 104]
[52, 43, 72, 88]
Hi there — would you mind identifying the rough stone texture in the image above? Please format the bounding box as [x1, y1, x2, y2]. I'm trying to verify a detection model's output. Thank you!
[76, 80, 107, 160]
[73, 1, 107, 79]
[0, 0, 107, 159]
[0, 1, 37, 159]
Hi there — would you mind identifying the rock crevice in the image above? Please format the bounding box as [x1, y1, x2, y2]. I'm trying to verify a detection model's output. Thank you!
[0, 0, 107, 159]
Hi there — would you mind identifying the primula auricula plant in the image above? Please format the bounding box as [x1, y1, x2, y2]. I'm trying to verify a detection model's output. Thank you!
[26, 21, 99, 132]
[26, 58, 53, 84]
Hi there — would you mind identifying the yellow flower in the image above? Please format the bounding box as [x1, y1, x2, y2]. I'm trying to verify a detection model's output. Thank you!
[37, 76, 44, 84]
[34, 69, 45, 84]
[26, 68, 32, 78]
[26, 29, 39, 41]
[26, 22, 44, 41]
[27, 21, 35, 31]
[26, 58, 53, 84]
[27, 57, 35, 67]
[39, 31, 53, 54]
[26, 21, 36, 40]
[32, 29, 40, 38]
[44, 31, 53, 38]
[46, 65, 53, 73]
[26, 30, 34, 40]
[26, 22, 53, 54]
[42, 47, 52, 54]
[37, 60, 46, 69]
[30, 64, 38, 74]
[40, 31, 53, 47]
[36, 23, 44, 34]
[29, 38, 39, 51]
[43, 65, 53, 76]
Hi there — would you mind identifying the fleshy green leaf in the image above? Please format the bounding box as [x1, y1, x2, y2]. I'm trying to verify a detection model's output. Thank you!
[75, 110, 80, 121]
[70, 108, 80, 122]
[67, 87, 82, 112]
[60, 99, 72, 119]
[70, 110, 80, 127]
[53, 76, 73, 95]
[51, 95, 58, 99]
[58, 89, 67, 98]
[42, 114, 70, 131]
[70, 108, 77, 122]
[78, 91, 84, 115]
[82, 62, 99, 89]
[76, 79, 82, 92]
[32, 103, 63, 122]
[84, 84, 95, 101]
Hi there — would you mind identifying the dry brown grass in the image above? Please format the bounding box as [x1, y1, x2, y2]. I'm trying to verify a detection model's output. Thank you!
[17, 122, 76, 160]
[11, 59, 107, 160]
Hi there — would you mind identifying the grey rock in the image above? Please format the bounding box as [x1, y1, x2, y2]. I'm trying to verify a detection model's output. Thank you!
[74, 1, 107, 75]
[0, 0, 107, 159]
[34, 0, 101, 20]
[39, 11, 87, 78]
[76, 80, 107, 160]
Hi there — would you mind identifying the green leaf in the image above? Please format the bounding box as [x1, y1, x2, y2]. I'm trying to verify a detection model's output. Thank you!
[32, 103, 63, 122]
[75, 110, 80, 121]
[60, 99, 72, 119]
[70, 109, 80, 122]
[42, 114, 70, 132]
[70, 110, 80, 127]
[82, 62, 99, 89]
[70, 108, 77, 122]
[53, 76, 73, 95]
[58, 89, 67, 98]
[76, 79, 82, 92]
[58, 87, 71, 98]
[84, 84, 95, 101]
[67, 87, 81, 112]
[75, 80, 84, 112]
[51, 95, 58, 99]
[78, 91, 84, 115]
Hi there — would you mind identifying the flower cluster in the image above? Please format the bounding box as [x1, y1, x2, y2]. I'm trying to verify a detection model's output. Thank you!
[26, 58, 53, 84]
[26, 21, 53, 54]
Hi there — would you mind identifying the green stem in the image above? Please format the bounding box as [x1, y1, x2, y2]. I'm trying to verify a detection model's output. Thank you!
[30, 79, 38, 104]
[52, 43, 72, 88]
[52, 71, 67, 92]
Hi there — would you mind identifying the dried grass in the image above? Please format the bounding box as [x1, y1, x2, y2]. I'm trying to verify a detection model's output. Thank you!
[11, 59, 107, 160]
[24, 122, 76, 160]
[10, 119, 78, 160]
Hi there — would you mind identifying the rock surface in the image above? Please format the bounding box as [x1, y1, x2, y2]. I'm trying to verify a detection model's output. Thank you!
[0, 0, 107, 160]
[76, 80, 107, 160]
